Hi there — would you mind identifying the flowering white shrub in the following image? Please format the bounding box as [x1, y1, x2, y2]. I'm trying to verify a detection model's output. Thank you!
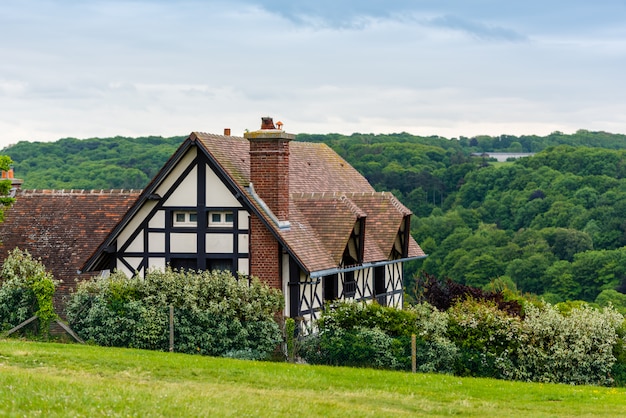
[410, 303, 458, 373]
[515, 303, 623, 385]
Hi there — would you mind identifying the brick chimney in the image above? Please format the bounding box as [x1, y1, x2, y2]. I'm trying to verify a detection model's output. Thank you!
[244, 117, 295, 222]
[1, 168, 23, 196]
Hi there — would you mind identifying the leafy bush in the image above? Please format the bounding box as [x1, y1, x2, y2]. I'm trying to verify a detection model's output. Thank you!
[515, 303, 623, 385]
[300, 301, 457, 371]
[300, 322, 403, 369]
[410, 303, 457, 373]
[446, 298, 521, 378]
[317, 300, 420, 337]
[301, 297, 625, 386]
[0, 248, 57, 335]
[66, 268, 283, 359]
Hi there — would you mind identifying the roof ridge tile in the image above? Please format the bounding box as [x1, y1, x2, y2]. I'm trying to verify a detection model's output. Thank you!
[16, 189, 141, 196]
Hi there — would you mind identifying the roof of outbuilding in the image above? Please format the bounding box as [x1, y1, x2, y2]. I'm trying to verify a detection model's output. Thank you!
[0, 189, 141, 305]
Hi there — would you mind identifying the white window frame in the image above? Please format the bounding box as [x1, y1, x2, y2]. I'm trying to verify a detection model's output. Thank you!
[173, 211, 197, 227]
[208, 211, 234, 227]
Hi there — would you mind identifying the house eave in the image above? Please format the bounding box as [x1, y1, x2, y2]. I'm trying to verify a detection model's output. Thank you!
[309, 254, 428, 279]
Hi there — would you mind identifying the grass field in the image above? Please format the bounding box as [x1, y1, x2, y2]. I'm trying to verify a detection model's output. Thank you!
[1, 339, 625, 417]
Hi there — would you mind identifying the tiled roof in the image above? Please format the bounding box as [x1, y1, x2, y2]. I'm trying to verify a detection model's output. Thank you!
[193, 133, 425, 272]
[0, 189, 141, 307]
[192, 133, 375, 194]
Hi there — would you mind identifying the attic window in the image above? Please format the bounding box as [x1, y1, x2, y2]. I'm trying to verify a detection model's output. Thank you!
[209, 211, 234, 227]
[173, 211, 197, 227]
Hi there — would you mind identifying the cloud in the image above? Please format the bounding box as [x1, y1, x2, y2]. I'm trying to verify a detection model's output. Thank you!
[427, 14, 526, 41]
[1, 0, 626, 147]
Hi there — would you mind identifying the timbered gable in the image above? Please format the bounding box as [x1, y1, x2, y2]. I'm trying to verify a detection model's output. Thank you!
[87, 142, 252, 278]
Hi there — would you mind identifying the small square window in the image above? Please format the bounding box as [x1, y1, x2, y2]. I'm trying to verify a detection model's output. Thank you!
[209, 211, 234, 227]
[173, 211, 197, 227]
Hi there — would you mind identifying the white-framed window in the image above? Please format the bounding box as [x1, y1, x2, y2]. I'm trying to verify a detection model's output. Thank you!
[208, 211, 234, 227]
[173, 211, 197, 227]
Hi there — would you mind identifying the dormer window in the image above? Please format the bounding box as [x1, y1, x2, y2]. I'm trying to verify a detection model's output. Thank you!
[209, 211, 234, 227]
[173, 211, 197, 227]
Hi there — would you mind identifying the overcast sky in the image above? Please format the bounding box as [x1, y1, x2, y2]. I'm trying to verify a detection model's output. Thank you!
[1, 1, 626, 148]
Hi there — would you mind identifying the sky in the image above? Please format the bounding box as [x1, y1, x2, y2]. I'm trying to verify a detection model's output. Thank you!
[1, 1, 626, 148]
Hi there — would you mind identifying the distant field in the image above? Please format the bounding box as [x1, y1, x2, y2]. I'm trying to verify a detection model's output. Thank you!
[1, 340, 624, 417]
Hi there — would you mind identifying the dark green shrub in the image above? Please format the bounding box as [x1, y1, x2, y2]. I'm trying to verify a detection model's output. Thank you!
[319, 300, 419, 337]
[300, 301, 457, 371]
[66, 268, 283, 359]
[300, 324, 403, 369]
[612, 321, 626, 386]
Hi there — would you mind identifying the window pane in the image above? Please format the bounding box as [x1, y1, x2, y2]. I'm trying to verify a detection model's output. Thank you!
[208, 258, 232, 272]
[175, 213, 185, 223]
[211, 213, 221, 223]
[189, 212, 197, 222]
[225, 212, 234, 223]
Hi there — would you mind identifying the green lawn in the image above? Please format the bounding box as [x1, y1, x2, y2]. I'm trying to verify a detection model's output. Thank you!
[1, 339, 624, 417]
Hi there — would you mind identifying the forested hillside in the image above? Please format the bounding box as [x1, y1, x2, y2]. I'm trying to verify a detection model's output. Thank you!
[3, 136, 184, 189]
[4, 130, 626, 305]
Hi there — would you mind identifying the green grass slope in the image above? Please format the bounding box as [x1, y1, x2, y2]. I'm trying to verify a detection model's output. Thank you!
[1, 340, 624, 417]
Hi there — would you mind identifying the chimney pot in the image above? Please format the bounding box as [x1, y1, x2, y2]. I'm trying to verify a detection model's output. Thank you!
[261, 117, 276, 130]
[224, 128, 231, 136]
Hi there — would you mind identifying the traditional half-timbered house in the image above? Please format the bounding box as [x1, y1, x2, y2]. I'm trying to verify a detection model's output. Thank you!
[0, 117, 426, 324]
[81, 117, 426, 324]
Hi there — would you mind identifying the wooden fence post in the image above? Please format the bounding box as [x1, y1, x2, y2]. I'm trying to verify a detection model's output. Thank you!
[1, 315, 38, 338]
[411, 334, 416, 373]
[169, 305, 174, 352]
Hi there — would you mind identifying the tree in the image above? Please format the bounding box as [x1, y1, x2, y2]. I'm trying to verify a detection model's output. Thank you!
[0, 155, 15, 221]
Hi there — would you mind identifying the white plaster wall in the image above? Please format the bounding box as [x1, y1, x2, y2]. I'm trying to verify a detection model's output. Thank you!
[281, 253, 290, 317]
[155, 147, 197, 197]
[238, 210, 249, 229]
[238, 234, 249, 254]
[117, 201, 156, 247]
[170, 233, 197, 253]
[148, 258, 166, 271]
[148, 211, 165, 229]
[165, 166, 198, 207]
[205, 234, 233, 253]
[360, 268, 373, 299]
[148, 232, 165, 253]
[237, 258, 249, 275]
[206, 165, 242, 207]
[126, 231, 144, 253]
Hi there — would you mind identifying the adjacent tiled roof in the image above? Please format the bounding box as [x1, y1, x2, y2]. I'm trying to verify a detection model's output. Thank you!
[0, 189, 141, 307]
[192, 133, 425, 273]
